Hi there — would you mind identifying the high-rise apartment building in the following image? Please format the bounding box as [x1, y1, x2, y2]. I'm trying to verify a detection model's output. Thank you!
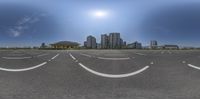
[109, 33, 121, 49]
[87, 35, 96, 49]
[101, 34, 109, 49]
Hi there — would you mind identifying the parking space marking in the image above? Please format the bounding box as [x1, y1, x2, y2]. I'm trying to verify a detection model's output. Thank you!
[135, 53, 146, 56]
[80, 53, 92, 58]
[188, 64, 200, 70]
[78, 63, 149, 78]
[37, 54, 48, 57]
[2, 56, 32, 60]
[51, 54, 59, 60]
[69, 53, 76, 60]
[69, 53, 149, 78]
[0, 62, 47, 72]
[97, 57, 130, 60]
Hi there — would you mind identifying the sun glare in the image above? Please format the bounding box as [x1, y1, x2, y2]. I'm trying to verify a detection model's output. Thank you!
[93, 10, 107, 18]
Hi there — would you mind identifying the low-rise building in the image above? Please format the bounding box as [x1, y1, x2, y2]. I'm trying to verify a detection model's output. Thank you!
[50, 41, 79, 49]
[150, 40, 158, 49]
[163, 45, 179, 50]
[127, 41, 142, 49]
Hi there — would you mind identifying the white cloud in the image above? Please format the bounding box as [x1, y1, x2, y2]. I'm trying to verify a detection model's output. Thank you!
[8, 13, 47, 37]
[9, 29, 20, 37]
[17, 16, 31, 25]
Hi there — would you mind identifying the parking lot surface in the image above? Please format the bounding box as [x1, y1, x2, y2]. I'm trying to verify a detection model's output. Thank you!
[0, 50, 200, 99]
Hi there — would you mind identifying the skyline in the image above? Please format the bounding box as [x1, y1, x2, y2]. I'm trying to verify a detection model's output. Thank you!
[0, 0, 200, 47]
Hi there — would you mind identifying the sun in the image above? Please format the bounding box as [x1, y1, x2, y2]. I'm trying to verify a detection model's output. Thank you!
[93, 10, 107, 18]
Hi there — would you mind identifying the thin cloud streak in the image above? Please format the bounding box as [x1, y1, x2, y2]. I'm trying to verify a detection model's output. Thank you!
[7, 13, 46, 37]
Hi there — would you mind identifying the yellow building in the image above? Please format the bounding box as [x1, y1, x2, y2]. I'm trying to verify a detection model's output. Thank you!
[50, 41, 79, 49]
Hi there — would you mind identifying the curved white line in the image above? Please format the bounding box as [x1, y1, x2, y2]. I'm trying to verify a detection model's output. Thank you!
[2, 57, 32, 59]
[78, 63, 149, 78]
[97, 57, 130, 60]
[188, 64, 200, 70]
[80, 53, 92, 58]
[0, 62, 47, 72]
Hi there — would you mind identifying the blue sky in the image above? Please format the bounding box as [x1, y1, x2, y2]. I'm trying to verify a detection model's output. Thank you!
[0, 0, 200, 47]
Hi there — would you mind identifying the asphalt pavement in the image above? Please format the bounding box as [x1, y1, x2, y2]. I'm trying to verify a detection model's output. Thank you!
[0, 49, 200, 99]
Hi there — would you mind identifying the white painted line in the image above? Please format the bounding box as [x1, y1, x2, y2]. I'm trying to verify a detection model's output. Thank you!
[80, 53, 92, 58]
[150, 62, 154, 64]
[135, 53, 146, 56]
[78, 63, 149, 78]
[37, 54, 48, 57]
[188, 64, 200, 70]
[2, 57, 32, 60]
[51, 54, 59, 60]
[69, 53, 76, 60]
[97, 57, 130, 60]
[182, 61, 186, 64]
[0, 62, 47, 72]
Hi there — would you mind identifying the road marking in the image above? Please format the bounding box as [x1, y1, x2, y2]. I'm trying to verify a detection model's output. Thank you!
[97, 57, 130, 60]
[78, 63, 149, 78]
[37, 54, 48, 57]
[2, 57, 32, 60]
[80, 53, 92, 58]
[69, 53, 76, 60]
[150, 62, 154, 64]
[188, 64, 200, 70]
[0, 62, 47, 72]
[135, 53, 146, 56]
[51, 54, 59, 60]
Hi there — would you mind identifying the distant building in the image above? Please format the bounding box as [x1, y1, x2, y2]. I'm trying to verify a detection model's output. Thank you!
[121, 41, 127, 48]
[127, 41, 142, 49]
[40, 43, 47, 48]
[87, 35, 96, 49]
[101, 34, 109, 49]
[123, 41, 126, 46]
[120, 38, 124, 48]
[163, 45, 179, 50]
[150, 40, 158, 49]
[50, 41, 79, 49]
[97, 43, 101, 49]
[84, 41, 87, 48]
[109, 33, 121, 49]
